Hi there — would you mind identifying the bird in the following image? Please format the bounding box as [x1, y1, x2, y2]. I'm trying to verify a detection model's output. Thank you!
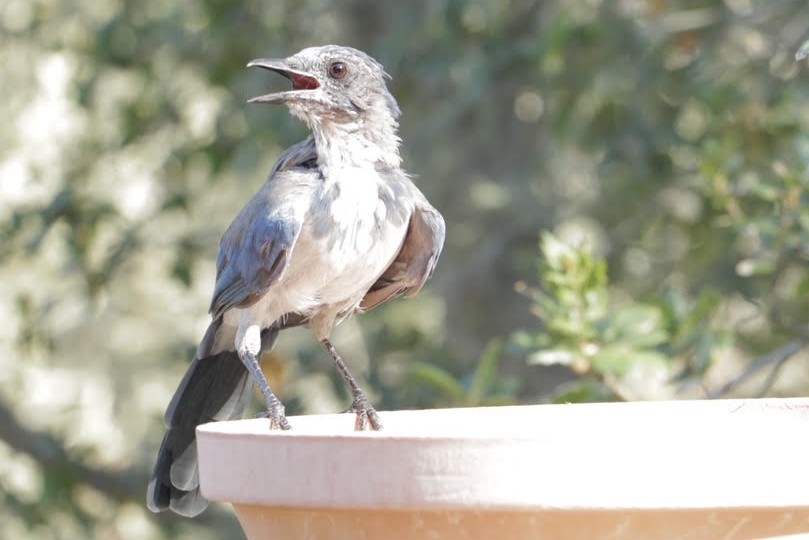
[146, 45, 446, 517]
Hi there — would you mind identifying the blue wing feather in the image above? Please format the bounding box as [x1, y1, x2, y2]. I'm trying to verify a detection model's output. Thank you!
[209, 215, 300, 319]
[208, 138, 317, 319]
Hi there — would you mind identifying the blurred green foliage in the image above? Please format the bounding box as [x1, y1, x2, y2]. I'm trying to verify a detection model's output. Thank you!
[514, 232, 730, 402]
[410, 338, 517, 407]
[3, 0, 809, 537]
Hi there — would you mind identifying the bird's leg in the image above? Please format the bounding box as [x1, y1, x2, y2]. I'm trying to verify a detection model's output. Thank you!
[239, 349, 291, 430]
[238, 325, 290, 430]
[320, 338, 383, 431]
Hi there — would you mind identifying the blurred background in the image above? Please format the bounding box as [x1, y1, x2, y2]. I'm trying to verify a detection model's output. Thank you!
[3, 0, 809, 537]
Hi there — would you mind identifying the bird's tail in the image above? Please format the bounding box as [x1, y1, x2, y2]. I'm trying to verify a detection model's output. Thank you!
[146, 349, 252, 516]
[147, 322, 280, 517]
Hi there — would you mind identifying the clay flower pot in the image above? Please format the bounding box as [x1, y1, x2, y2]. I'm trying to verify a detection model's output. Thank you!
[196, 399, 809, 539]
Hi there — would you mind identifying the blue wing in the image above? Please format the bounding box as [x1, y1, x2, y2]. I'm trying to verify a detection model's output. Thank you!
[209, 215, 300, 320]
[208, 139, 318, 319]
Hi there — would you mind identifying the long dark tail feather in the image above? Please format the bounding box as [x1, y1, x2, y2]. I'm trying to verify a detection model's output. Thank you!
[147, 317, 285, 517]
[146, 349, 253, 516]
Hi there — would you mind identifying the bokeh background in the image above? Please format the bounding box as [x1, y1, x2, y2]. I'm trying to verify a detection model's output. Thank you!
[3, 0, 809, 537]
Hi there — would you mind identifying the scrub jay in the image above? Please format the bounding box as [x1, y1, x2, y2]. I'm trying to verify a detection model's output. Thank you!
[146, 45, 445, 517]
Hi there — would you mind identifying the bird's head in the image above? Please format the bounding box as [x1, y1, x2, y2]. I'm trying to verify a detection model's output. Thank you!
[247, 45, 401, 129]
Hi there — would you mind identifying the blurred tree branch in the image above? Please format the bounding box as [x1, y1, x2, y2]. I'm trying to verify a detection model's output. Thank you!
[0, 396, 141, 501]
[707, 339, 807, 399]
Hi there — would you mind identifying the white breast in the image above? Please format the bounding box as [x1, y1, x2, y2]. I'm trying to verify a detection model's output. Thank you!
[247, 167, 409, 325]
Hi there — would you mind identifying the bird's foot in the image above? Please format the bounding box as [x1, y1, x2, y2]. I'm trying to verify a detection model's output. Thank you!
[349, 396, 383, 431]
[256, 403, 292, 430]
[319, 338, 382, 430]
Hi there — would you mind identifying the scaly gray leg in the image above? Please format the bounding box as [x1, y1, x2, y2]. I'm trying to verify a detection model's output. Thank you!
[239, 349, 291, 430]
[321, 338, 382, 431]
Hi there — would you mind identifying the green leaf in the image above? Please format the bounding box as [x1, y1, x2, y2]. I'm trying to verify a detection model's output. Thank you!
[469, 338, 504, 405]
[511, 330, 544, 351]
[607, 305, 668, 348]
[669, 289, 721, 347]
[540, 232, 575, 271]
[590, 344, 635, 375]
[590, 344, 666, 376]
[409, 362, 466, 402]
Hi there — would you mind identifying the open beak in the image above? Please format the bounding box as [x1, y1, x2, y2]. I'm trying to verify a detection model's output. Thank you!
[246, 58, 320, 104]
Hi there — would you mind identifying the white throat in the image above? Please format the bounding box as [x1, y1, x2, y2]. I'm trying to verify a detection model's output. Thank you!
[288, 104, 402, 173]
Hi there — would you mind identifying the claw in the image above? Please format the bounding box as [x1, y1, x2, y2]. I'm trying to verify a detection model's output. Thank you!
[354, 409, 369, 431]
[257, 404, 292, 430]
[271, 415, 292, 430]
[350, 397, 382, 431]
[367, 409, 382, 430]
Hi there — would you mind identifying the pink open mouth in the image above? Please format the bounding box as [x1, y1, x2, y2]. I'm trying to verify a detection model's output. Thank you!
[287, 73, 319, 91]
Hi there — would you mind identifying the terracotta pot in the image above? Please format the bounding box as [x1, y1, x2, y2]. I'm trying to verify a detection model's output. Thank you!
[196, 399, 809, 539]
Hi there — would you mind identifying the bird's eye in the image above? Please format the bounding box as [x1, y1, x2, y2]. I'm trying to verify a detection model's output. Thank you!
[328, 61, 348, 79]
